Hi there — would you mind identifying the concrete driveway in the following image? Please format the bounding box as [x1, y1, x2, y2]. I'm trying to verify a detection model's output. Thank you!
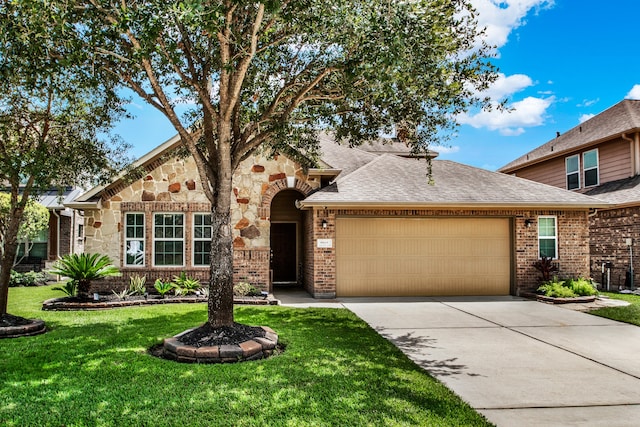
[276, 291, 640, 426]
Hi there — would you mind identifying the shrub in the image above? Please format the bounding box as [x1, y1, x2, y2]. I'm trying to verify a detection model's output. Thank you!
[172, 271, 201, 295]
[112, 288, 132, 300]
[537, 277, 598, 298]
[153, 279, 174, 297]
[52, 280, 78, 297]
[128, 274, 147, 295]
[9, 270, 46, 287]
[532, 256, 559, 281]
[49, 253, 120, 299]
[233, 282, 261, 297]
[565, 278, 598, 296]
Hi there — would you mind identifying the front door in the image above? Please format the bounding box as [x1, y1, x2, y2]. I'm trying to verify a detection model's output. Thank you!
[271, 222, 297, 283]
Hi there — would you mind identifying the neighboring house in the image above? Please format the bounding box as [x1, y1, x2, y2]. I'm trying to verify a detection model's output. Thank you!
[12, 187, 85, 272]
[499, 99, 640, 289]
[67, 132, 606, 297]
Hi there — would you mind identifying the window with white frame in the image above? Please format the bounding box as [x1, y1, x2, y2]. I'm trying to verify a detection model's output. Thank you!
[154, 213, 184, 266]
[193, 213, 212, 266]
[538, 216, 557, 259]
[124, 213, 145, 266]
[566, 155, 580, 190]
[583, 149, 599, 187]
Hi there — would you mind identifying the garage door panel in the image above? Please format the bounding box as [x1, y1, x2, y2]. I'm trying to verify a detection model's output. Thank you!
[336, 218, 511, 297]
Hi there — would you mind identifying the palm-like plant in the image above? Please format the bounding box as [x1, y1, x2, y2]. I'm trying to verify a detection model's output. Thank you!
[49, 253, 120, 299]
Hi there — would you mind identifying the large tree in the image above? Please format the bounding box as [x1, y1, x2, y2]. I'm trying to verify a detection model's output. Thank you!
[82, 0, 497, 328]
[0, 0, 129, 319]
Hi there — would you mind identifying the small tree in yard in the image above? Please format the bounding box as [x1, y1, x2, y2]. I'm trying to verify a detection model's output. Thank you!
[81, 0, 497, 336]
[49, 254, 121, 300]
[0, 1, 129, 326]
[0, 194, 49, 267]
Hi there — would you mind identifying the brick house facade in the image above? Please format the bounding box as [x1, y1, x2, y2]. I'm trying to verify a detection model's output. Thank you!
[500, 100, 640, 289]
[70, 133, 602, 297]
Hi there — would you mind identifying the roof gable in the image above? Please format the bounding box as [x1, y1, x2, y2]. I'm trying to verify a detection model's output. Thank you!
[500, 99, 640, 172]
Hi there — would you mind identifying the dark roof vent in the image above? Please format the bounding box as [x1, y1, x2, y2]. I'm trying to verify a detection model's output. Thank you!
[556, 131, 561, 138]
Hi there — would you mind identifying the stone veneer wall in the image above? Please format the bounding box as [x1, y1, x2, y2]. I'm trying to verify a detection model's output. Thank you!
[84, 149, 318, 293]
[590, 207, 640, 289]
[308, 208, 590, 298]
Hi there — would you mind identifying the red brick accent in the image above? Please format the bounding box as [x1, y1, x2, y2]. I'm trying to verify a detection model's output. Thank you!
[269, 172, 287, 182]
[235, 218, 249, 229]
[145, 175, 153, 181]
[233, 237, 246, 248]
[93, 221, 102, 228]
[185, 179, 196, 190]
[252, 165, 265, 173]
[168, 182, 181, 193]
[236, 198, 250, 204]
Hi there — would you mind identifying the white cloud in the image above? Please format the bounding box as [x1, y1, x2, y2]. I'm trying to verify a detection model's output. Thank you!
[626, 84, 640, 100]
[482, 73, 533, 99]
[435, 145, 460, 154]
[579, 113, 595, 123]
[458, 96, 553, 135]
[577, 98, 599, 107]
[470, 0, 555, 49]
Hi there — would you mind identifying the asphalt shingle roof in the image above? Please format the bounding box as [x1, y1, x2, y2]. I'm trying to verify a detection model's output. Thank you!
[303, 153, 609, 208]
[583, 174, 640, 206]
[500, 99, 640, 172]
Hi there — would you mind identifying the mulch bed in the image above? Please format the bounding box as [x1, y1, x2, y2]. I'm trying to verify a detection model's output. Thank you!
[178, 323, 267, 347]
[0, 314, 47, 338]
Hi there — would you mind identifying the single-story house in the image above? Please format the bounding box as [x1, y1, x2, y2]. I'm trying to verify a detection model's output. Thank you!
[67, 133, 608, 297]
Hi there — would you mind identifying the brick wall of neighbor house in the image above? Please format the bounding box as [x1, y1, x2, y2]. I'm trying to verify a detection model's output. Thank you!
[83, 148, 319, 294]
[307, 208, 591, 297]
[302, 206, 315, 295]
[590, 207, 640, 289]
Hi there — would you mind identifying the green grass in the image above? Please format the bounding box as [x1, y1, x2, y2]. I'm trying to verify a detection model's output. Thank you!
[590, 292, 640, 326]
[1, 286, 490, 427]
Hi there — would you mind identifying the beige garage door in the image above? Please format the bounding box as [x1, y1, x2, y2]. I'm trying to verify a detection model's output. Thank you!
[336, 217, 512, 296]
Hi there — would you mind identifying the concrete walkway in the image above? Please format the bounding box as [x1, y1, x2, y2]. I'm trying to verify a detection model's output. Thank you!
[274, 289, 640, 427]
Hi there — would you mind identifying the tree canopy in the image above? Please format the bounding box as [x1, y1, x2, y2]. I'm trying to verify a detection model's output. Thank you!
[0, 0, 130, 316]
[70, 0, 498, 328]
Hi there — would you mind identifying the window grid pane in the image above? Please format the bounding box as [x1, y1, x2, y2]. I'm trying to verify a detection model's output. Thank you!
[193, 214, 212, 266]
[154, 214, 184, 266]
[538, 216, 557, 259]
[125, 213, 145, 266]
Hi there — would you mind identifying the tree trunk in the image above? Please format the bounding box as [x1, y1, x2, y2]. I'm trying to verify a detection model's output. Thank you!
[77, 279, 91, 300]
[0, 209, 24, 316]
[207, 118, 235, 327]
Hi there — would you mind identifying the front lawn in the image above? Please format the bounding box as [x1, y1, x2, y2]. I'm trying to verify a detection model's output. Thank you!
[0, 286, 490, 426]
[590, 292, 640, 326]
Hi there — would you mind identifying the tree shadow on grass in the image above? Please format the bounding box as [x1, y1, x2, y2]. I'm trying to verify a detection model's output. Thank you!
[0, 305, 490, 426]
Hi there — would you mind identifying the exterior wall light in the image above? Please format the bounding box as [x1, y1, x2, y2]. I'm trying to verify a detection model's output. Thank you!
[321, 219, 328, 229]
[524, 219, 534, 228]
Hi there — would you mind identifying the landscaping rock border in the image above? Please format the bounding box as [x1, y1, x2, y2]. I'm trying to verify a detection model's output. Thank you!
[0, 319, 46, 338]
[522, 292, 597, 304]
[42, 295, 279, 310]
[162, 325, 279, 363]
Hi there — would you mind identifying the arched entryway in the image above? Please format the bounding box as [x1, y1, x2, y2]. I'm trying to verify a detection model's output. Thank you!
[270, 189, 305, 286]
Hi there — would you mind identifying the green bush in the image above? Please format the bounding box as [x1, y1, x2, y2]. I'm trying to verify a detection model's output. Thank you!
[9, 270, 46, 287]
[565, 278, 598, 296]
[233, 281, 261, 297]
[537, 277, 597, 298]
[52, 280, 78, 297]
[153, 279, 174, 297]
[172, 271, 201, 295]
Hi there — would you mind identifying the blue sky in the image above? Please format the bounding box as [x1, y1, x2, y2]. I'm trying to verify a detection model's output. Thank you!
[115, 1, 640, 171]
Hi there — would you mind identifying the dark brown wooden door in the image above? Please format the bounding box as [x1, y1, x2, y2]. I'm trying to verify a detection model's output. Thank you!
[271, 223, 297, 282]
